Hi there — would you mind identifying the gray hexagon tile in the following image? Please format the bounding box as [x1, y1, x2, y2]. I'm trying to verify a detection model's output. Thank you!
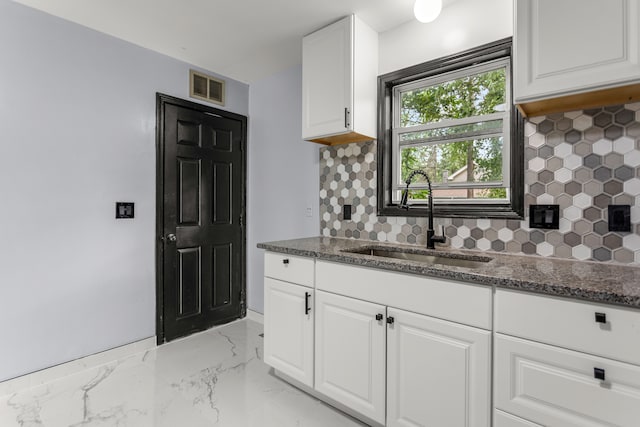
[320, 104, 640, 264]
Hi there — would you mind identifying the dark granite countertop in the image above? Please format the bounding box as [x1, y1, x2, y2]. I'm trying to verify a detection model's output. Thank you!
[257, 236, 640, 309]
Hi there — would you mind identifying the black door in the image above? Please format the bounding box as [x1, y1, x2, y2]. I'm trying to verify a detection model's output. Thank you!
[156, 94, 246, 343]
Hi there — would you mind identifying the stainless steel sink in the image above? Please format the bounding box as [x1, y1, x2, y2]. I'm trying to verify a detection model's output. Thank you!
[342, 246, 492, 269]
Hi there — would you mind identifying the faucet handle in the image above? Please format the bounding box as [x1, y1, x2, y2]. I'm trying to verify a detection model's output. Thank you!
[432, 226, 447, 244]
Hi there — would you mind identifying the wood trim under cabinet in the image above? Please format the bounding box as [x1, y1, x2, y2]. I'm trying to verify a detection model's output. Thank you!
[307, 131, 375, 146]
[517, 83, 640, 117]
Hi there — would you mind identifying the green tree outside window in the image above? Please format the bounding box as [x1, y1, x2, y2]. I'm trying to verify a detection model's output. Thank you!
[399, 68, 507, 200]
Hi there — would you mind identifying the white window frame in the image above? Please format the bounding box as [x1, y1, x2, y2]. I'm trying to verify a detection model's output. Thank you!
[390, 58, 512, 205]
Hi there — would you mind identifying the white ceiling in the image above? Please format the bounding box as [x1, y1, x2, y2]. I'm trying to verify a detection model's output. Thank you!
[13, 0, 456, 83]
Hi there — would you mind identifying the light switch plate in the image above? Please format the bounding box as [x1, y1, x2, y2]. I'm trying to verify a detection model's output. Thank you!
[116, 202, 134, 219]
[529, 204, 559, 229]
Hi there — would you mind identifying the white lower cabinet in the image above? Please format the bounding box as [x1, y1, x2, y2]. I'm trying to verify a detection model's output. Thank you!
[494, 289, 640, 427]
[264, 252, 640, 427]
[494, 333, 640, 427]
[315, 290, 386, 424]
[313, 289, 491, 427]
[264, 277, 314, 387]
[386, 308, 491, 427]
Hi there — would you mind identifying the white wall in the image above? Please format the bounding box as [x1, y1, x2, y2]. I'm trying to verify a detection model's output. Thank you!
[379, 0, 513, 74]
[247, 65, 320, 314]
[0, 1, 248, 381]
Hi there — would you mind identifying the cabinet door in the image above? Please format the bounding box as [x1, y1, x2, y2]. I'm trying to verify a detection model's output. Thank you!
[514, 0, 640, 102]
[264, 278, 314, 387]
[387, 308, 491, 427]
[302, 15, 352, 139]
[314, 290, 386, 424]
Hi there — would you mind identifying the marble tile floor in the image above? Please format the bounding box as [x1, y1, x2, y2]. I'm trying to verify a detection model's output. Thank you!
[0, 319, 366, 427]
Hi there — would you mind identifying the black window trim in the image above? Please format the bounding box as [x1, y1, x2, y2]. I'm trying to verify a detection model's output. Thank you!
[376, 37, 524, 219]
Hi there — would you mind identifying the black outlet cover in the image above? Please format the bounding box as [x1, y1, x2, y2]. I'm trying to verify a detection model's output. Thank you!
[608, 205, 630, 232]
[116, 202, 135, 219]
[529, 204, 559, 229]
[343, 204, 352, 221]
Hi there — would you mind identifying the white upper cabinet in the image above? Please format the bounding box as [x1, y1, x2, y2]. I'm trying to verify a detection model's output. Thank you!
[514, 0, 640, 116]
[302, 15, 378, 145]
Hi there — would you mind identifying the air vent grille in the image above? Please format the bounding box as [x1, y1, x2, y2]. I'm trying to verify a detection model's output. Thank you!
[190, 70, 225, 105]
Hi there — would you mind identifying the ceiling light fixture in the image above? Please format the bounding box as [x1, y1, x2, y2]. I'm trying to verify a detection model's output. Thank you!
[414, 0, 442, 23]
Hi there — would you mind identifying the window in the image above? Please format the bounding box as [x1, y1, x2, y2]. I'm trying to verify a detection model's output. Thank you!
[377, 38, 524, 219]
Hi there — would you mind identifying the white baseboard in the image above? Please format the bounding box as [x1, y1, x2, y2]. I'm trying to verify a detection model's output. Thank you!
[0, 337, 156, 397]
[246, 309, 264, 324]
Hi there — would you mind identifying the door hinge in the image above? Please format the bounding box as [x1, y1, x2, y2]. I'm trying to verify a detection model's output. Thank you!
[239, 214, 244, 226]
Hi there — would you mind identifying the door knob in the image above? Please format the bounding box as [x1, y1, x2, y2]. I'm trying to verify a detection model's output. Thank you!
[166, 233, 177, 242]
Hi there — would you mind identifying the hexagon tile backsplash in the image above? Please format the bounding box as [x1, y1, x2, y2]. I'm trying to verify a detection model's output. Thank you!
[319, 103, 640, 264]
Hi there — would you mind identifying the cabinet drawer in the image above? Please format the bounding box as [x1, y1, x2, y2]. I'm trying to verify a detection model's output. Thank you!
[494, 410, 541, 427]
[495, 334, 640, 427]
[316, 260, 492, 329]
[495, 289, 640, 365]
[264, 252, 314, 287]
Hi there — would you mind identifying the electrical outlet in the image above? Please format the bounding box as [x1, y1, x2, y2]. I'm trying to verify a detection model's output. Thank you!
[608, 205, 630, 232]
[343, 204, 352, 220]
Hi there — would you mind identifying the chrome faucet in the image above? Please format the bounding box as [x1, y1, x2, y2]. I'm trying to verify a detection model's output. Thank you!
[399, 170, 446, 250]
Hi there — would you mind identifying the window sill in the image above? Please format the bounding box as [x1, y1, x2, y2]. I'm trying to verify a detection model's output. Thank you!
[377, 204, 524, 220]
